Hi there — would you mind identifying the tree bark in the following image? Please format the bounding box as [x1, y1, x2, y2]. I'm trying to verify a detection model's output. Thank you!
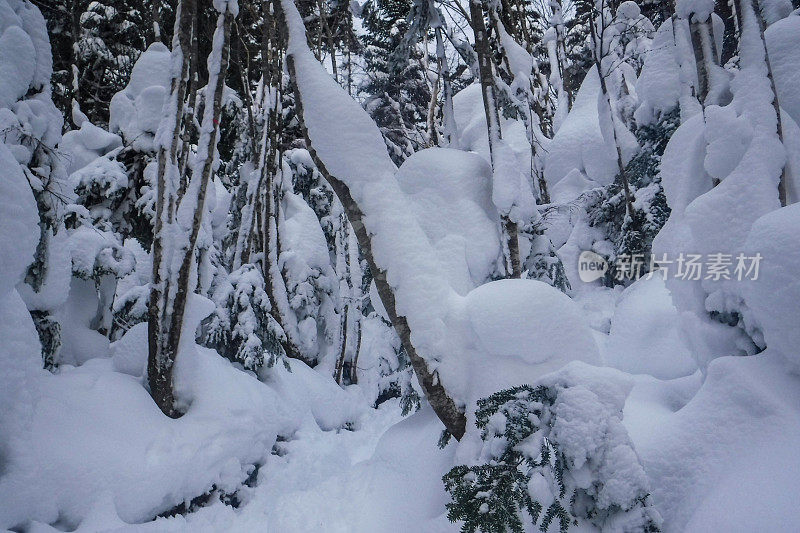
[286, 52, 466, 440]
[148, 0, 196, 418]
[469, 0, 522, 278]
[590, 0, 635, 219]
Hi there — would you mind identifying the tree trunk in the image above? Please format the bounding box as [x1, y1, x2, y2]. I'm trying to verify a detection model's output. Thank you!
[716, 0, 738, 65]
[590, 1, 634, 219]
[256, 0, 310, 364]
[148, 0, 197, 418]
[166, 10, 234, 372]
[469, 0, 521, 278]
[334, 214, 351, 384]
[689, 15, 719, 105]
[749, 0, 789, 206]
[286, 52, 466, 440]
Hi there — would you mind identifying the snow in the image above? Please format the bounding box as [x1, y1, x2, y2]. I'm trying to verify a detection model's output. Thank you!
[765, 14, 800, 128]
[2, 0, 800, 530]
[624, 351, 800, 531]
[60, 122, 123, 174]
[675, 0, 715, 20]
[465, 279, 598, 370]
[635, 19, 681, 125]
[283, 0, 603, 408]
[0, 316, 366, 529]
[605, 275, 697, 380]
[451, 83, 534, 187]
[395, 148, 500, 294]
[0, 141, 39, 295]
[0, 25, 36, 108]
[739, 203, 800, 372]
[109, 42, 172, 151]
[544, 67, 626, 199]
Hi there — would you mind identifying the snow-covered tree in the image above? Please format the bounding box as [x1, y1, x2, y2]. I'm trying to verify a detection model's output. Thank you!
[444, 379, 661, 532]
[360, 0, 431, 163]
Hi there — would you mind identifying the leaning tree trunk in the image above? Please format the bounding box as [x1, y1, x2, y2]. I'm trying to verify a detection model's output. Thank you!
[284, 52, 466, 440]
[468, 0, 521, 278]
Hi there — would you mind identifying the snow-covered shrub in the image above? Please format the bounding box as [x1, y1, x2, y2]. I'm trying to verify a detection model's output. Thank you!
[523, 228, 571, 292]
[444, 383, 661, 533]
[201, 264, 286, 371]
[589, 108, 679, 284]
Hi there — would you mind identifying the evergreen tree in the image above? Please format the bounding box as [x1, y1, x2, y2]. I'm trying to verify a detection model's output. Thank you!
[589, 109, 679, 284]
[360, 0, 431, 163]
[444, 384, 662, 532]
[34, 0, 168, 127]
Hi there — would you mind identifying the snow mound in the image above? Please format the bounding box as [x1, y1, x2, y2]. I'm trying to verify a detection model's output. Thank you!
[740, 203, 800, 371]
[605, 275, 697, 379]
[109, 42, 172, 151]
[0, 333, 365, 530]
[60, 121, 123, 174]
[396, 148, 501, 294]
[457, 279, 600, 402]
[625, 351, 800, 531]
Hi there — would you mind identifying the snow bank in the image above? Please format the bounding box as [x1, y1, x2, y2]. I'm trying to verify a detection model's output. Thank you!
[625, 351, 800, 531]
[545, 67, 634, 200]
[652, 3, 796, 369]
[605, 275, 697, 380]
[0, 322, 365, 530]
[396, 148, 501, 294]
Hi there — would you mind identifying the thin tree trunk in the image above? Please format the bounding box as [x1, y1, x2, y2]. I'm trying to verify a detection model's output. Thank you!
[469, 0, 521, 278]
[590, 1, 634, 219]
[166, 11, 235, 369]
[256, 0, 309, 364]
[334, 214, 351, 384]
[177, 11, 200, 184]
[349, 310, 362, 384]
[748, 0, 789, 205]
[689, 16, 719, 105]
[148, 0, 196, 418]
[434, 26, 456, 145]
[152, 0, 162, 44]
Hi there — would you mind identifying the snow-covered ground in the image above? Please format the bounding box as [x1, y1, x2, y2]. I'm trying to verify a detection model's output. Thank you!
[3, 0, 800, 531]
